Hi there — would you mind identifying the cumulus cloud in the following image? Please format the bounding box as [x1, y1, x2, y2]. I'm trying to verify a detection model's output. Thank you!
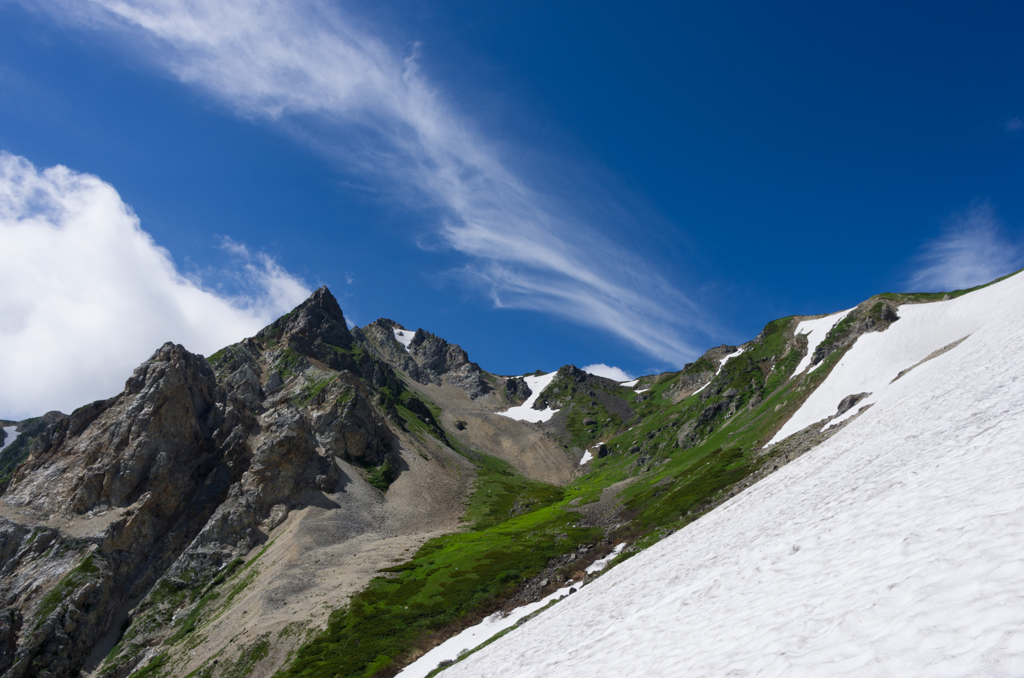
[0, 152, 310, 418]
[582, 364, 634, 382]
[909, 204, 1023, 293]
[28, 0, 708, 365]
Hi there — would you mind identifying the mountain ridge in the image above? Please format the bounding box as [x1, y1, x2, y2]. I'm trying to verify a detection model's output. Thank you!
[0, 272, 1020, 678]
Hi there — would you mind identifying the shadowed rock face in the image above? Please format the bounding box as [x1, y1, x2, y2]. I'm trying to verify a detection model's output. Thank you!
[0, 288, 404, 678]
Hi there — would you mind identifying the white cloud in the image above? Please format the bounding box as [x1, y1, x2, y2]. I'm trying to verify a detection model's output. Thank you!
[28, 0, 708, 365]
[582, 364, 634, 382]
[0, 152, 310, 419]
[909, 204, 1023, 292]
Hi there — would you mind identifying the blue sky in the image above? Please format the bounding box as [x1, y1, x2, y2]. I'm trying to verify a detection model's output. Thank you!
[2, 0, 1023, 417]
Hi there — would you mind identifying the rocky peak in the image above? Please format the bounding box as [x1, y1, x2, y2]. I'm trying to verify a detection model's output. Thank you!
[257, 286, 353, 353]
[355, 321, 492, 399]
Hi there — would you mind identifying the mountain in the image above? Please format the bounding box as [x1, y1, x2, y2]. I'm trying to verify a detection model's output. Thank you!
[437, 269, 1024, 677]
[0, 273, 1021, 678]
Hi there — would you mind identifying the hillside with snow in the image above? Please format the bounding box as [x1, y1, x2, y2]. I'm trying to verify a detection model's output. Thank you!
[4, 275, 1023, 678]
[442, 273, 1024, 676]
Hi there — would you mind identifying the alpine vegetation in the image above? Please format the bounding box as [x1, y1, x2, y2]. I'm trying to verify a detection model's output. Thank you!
[1, 271, 1022, 678]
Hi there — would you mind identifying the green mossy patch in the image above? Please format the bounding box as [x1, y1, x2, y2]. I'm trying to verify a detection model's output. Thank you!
[366, 460, 397, 493]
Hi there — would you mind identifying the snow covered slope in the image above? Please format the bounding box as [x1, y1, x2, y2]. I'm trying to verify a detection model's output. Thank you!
[445, 274, 1024, 677]
[771, 272, 1024, 444]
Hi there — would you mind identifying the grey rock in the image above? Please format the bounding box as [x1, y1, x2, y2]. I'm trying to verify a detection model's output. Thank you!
[837, 392, 871, 416]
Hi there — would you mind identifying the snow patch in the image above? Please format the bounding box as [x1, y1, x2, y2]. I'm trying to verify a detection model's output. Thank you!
[393, 328, 415, 350]
[579, 450, 593, 465]
[584, 543, 626, 574]
[497, 372, 559, 423]
[692, 347, 746, 396]
[0, 426, 19, 453]
[620, 379, 640, 388]
[446, 271, 1024, 678]
[792, 307, 854, 376]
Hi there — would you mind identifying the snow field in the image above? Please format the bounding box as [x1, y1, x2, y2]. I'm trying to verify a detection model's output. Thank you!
[398, 544, 625, 678]
[770, 273, 1024, 444]
[445, 275, 1024, 677]
[496, 372, 559, 423]
[791, 307, 854, 376]
[393, 328, 416, 350]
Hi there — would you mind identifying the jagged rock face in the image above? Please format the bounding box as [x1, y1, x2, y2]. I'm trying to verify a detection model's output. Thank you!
[0, 343, 246, 677]
[8, 343, 221, 518]
[310, 382, 391, 467]
[355, 319, 492, 398]
[503, 376, 532, 404]
[0, 287, 404, 678]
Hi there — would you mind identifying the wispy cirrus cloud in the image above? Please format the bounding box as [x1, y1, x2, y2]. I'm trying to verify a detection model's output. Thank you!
[0, 152, 310, 418]
[27, 0, 708, 365]
[909, 203, 1023, 292]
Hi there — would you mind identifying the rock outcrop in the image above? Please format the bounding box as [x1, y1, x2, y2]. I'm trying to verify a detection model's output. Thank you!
[0, 288, 406, 678]
[355, 319, 492, 398]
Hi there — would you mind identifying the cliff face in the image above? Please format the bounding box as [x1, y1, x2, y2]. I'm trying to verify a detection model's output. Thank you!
[0, 288, 414, 678]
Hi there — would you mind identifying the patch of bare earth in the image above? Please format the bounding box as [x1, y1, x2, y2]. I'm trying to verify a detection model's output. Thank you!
[124, 432, 475, 678]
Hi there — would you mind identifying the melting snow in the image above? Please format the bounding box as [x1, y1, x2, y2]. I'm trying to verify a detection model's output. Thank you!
[497, 372, 560, 423]
[770, 273, 1024, 445]
[691, 347, 745, 396]
[620, 379, 640, 388]
[579, 451, 593, 465]
[584, 543, 625, 574]
[393, 328, 416, 350]
[399, 544, 627, 678]
[444, 272, 1024, 678]
[0, 426, 18, 453]
[791, 307, 854, 376]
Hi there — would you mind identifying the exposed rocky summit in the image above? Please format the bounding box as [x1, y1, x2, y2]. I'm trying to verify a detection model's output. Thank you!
[0, 288, 410, 678]
[355, 319, 492, 398]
